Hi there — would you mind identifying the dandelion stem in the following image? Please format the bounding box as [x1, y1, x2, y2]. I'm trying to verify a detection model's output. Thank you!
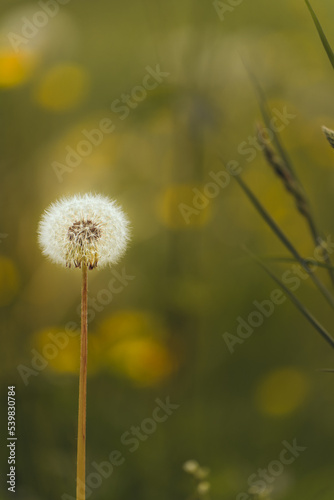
[76, 263, 88, 500]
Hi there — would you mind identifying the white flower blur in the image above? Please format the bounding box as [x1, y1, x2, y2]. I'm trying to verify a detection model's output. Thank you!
[183, 460, 199, 474]
[38, 193, 130, 269]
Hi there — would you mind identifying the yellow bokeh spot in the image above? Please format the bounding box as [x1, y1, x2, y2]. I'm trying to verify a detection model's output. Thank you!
[0, 256, 20, 306]
[33, 328, 80, 374]
[51, 115, 119, 172]
[159, 184, 211, 229]
[31, 311, 176, 383]
[34, 63, 89, 111]
[108, 338, 174, 386]
[0, 50, 36, 88]
[98, 310, 165, 343]
[96, 310, 176, 386]
[255, 367, 310, 416]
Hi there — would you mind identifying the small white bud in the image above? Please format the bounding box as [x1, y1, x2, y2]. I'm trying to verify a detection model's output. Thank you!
[183, 460, 199, 474]
[197, 481, 211, 495]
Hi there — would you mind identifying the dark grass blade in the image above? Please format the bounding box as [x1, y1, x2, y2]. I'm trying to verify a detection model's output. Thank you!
[263, 256, 334, 270]
[238, 255, 334, 271]
[242, 61, 299, 182]
[305, 0, 334, 70]
[245, 248, 334, 351]
[234, 65, 334, 286]
[243, 63, 328, 246]
[233, 173, 334, 308]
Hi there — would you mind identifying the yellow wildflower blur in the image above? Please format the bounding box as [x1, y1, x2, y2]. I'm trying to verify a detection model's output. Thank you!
[0, 49, 36, 88]
[34, 63, 89, 111]
[97, 310, 176, 386]
[32, 327, 80, 374]
[30, 310, 176, 385]
[255, 367, 310, 416]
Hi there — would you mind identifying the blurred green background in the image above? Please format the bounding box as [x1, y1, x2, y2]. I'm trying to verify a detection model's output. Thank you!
[1, 0, 334, 499]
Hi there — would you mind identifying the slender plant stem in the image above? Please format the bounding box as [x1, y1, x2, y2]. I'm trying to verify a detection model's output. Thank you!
[76, 263, 88, 500]
[245, 247, 334, 351]
[243, 62, 334, 288]
[233, 173, 334, 309]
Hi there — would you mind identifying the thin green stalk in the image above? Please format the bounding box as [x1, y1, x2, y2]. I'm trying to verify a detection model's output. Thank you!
[233, 173, 334, 309]
[305, 0, 334, 70]
[303, 3, 334, 284]
[77, 263, 88, 500]
[245, 248, 334, 351]
[250, 69, 319, 243]
[244, 62, 334, 287]
[263, 256, 334, 270]
[242, 60, 300, 181]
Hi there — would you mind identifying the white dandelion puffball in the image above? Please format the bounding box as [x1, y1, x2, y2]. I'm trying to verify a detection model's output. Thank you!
[38, 193, 130, 270]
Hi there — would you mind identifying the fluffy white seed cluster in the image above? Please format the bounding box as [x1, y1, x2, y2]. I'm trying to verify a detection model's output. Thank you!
[38, 193, 130, 270]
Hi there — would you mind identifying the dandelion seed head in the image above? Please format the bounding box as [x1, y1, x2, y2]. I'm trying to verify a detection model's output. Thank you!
[38, 193, 130, 269]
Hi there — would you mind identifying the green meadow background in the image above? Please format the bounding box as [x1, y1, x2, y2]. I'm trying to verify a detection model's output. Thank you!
[1, 0, 334, 499]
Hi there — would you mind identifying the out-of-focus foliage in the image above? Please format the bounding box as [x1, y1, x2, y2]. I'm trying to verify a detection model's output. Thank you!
[1, 0, 334, 499]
